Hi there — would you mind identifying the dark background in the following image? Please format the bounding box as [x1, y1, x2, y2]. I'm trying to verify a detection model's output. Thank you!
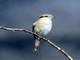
[0, 0, 80, 60]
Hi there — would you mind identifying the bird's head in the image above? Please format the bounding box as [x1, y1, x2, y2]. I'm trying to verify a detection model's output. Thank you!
[39, 14, 55, 20]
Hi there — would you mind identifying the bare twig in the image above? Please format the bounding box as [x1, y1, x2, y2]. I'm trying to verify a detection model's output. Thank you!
[0, 26, 73, 60]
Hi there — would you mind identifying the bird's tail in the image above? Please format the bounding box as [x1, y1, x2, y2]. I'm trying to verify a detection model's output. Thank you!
[33, 38, 40, 52]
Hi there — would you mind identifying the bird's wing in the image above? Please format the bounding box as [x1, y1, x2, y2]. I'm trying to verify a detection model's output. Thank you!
[32, 25, 35, 32]
[32, 22, 37, 39]
[32, 22, 37, 32]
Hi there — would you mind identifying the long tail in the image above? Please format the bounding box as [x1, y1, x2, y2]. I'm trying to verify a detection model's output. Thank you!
[33, 38, 40, 52]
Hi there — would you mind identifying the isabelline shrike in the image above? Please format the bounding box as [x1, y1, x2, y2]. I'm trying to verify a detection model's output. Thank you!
[32, 14, 54, 52]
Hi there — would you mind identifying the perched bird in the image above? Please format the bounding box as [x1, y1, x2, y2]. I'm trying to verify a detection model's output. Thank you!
[32, 14, 54, 52]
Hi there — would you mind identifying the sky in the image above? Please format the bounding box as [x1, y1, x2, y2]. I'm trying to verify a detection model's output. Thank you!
[0, 0, 80, 60]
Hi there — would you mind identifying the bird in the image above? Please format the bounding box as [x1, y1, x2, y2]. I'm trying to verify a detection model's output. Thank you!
[32, 14, 54, 52]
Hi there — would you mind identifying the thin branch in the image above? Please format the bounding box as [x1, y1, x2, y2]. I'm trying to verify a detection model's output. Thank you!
[0, 26, 73, 60]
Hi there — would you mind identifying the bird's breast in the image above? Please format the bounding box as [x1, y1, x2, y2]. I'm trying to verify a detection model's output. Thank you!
[34, 19, 52, 36]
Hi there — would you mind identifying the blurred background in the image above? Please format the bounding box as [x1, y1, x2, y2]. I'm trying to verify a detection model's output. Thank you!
[0, 0, 80, 60]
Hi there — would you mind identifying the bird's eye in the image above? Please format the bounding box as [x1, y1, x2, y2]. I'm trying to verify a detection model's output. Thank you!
[45, 16, 48, 17]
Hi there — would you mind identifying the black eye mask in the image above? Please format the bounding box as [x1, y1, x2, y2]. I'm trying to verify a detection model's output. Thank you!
[45, 16, 48, 17]
[39, 16, 48, 18]
[39, 16, 44, 18]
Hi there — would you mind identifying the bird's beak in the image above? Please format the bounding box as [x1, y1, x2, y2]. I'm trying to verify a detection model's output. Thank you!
[54, 16, 56, 18]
